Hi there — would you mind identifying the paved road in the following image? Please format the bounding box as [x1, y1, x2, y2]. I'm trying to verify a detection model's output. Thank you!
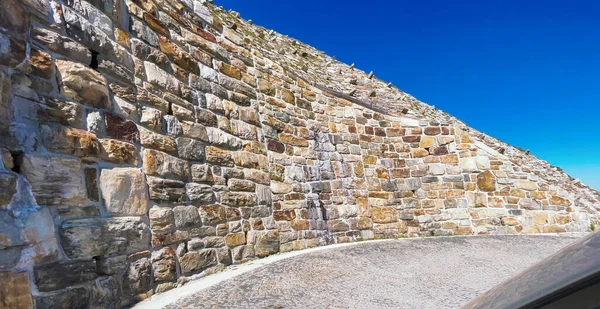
[154, 234, 583, 309]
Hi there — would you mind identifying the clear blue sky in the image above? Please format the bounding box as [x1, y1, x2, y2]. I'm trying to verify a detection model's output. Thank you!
[219, 0, 600, 189]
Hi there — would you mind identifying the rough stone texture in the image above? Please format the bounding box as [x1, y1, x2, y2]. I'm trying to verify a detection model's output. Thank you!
[100, 168, 149, 216]
[0, 272, 33, 309]
[1, 0, 599, 306]
[56, 60, 110, 109]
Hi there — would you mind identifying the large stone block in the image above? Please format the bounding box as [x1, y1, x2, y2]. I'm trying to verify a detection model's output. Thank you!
[36, 286, 90, 309]
[372, 207, 397, 223]
[41, 124, 100, 158]
[100, 168, 149, 216]
[123, 257, 152, 296]
[59, 217, 150, 259]
[149, 207, 175, 234]
[176, 137, 205, 161]
[152, 248, 177, 282]
[21, 155, 88, 206]
[0, 272, 33, 309]
[144, 61, 178, 94]
[34, 260, 97, 292]
[56, 59, 110, 109]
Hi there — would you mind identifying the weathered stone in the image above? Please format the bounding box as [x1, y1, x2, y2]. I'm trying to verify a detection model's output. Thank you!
[59, 217, 150, 259]
[144, 61, 178, 94]
[99, 139, 138, 165]
[0, 272, 33, 309]
[519, 198, 541, 210]
[252, 230, 280, 258]
[181, 121, 209, 141]
[206, 127, 242, 149]
[36, 286, 90, 309]
[105, 113, 140, 143]
[372, 207, 397, 223]
[149, 207, 175, 234]
[158, 35, 199, 74]
[0, 171, 17, 206]
[123, 257, 152, 296]
[140, 106, 164, 132]
[205, 146, 234, 166]
[147, 176, 187, 204]
[21, 155, 87, 206]
[173, 205, 201, 229]
[29, 49, 53, 79]
[179, 249, 217, 275]
[41, 124, 100, 158]
[225, 233, 246, 247]
[56, 59, 110, 109]
[515, 180, 538, 191]
[199, 205, 229, 225]
[100, 168, 148, 216]
[191, 164, 214, 183]
[151, 248, 177, 282]
[176, 137, 205, 161]
[143, 149, 189, 181]
[34, 260, 97, 292]
[221, 192, 257, 207]
[139, 127, 177, 153]
[186, 183, 215, 205]
[228, 179, 256, 192]
[477, 171, 496, 192]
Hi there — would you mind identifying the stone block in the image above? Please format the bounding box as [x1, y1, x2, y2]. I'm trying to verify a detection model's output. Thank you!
[34, 260, 97, 292]
[251, 230, 280, 258]
[186, 183, 215, 205]
[56, 59, 110, 109]
[179, 249, 217, 275]
[100, 168, 148, 216]
[372, 207, 397, 223]
[173, 205, 201, 230]
[41, 124, 100, 158]
[59, 217, 150, 259]
[151, 248, 177, 282]
[0, 272, 33, 309]
[143, 149, 189, 181]
[21, 155, 87, 206]
[147, 176, 187, 204]
[99, 139, 138, 165]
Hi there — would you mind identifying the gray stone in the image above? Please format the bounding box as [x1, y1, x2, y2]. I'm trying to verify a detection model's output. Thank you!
[147, 176, 187, 204]
[34, 260, 97, 292]
[59, 217, 150, 259]
[179, 249, 217, 275]
[123, 257, 151, 296]
[173, 205, 201, 230]
[144, 61, 178, 94]
[176, 137, 205, 161]
[186, 183, 215, 205]
[151, 248, 177, 282]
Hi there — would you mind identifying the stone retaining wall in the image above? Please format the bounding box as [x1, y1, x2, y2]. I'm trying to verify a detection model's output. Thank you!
[1, 0, 599, 308]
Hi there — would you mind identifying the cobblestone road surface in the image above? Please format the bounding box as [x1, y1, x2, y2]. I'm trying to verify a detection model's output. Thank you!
[159, 235, 583, 309]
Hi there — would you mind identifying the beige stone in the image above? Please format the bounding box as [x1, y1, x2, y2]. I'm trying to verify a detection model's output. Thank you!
[56, 59, 110, 108]
[477, 171, 496, 192]
[143, 149, 189, 181]
[139, 127, 177, 154]
[515, 180, 537, 191]
[372, 207, 397, 223]
[100, 168, 148, 216]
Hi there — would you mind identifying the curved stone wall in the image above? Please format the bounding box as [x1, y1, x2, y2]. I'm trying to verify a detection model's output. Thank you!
[1, 0, 599, 308]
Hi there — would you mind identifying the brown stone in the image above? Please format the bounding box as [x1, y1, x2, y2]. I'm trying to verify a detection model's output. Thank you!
[205, 146, 233, 166]
[143, 12, 170, 37]
[105, 113, 140, 143]
[550, 196, 571, 206]
[267, 139, 285, 153]
[29, 48, 53, 79]
[253, 230, 280, 257]
[56, 59, 110, 109]
[419, 136, 435, 148]
[424, 127, 441, 135]
[542, 225, 567, 233]
[412, 148, 429, 158]
[477, 171, 496, 192]
[0, 272, 33, 309]
[139, 127, 177, 154]
[99, 139, 138, 165]
[179, 250, 217, 275]
[143, 149, 189, 181]
[225, 233, 246, 247]
[41, 124, 100, 158]
[372, 207, 397, 223]
[157, 35, 199, 74]
[151, 248, 177, 282]
[278, 133, 309, 147]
